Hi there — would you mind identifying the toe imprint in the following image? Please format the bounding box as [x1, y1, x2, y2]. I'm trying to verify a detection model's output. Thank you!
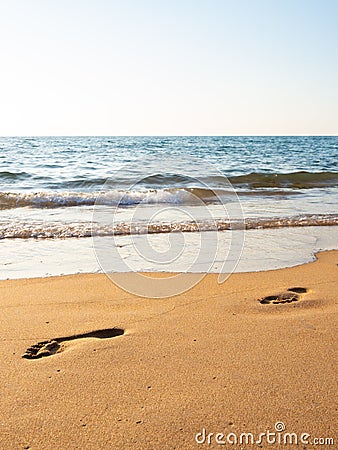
[22, 340, 60, 359]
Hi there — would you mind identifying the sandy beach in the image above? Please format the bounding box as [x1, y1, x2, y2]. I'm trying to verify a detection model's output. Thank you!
[0, 250, 336, 449]
[2, 0, 337, 447]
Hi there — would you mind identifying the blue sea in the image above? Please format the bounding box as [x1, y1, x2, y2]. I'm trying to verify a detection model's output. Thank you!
[1, 136, 337, 278]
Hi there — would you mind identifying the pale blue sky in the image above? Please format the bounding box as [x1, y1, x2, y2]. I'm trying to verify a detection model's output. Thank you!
[0, 0, 337, 135]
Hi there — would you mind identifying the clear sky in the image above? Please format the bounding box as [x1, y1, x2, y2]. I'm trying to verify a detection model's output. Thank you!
[0, 0, 337, 135]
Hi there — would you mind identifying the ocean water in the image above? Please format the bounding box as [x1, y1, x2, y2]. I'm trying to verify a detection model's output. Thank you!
[0, 136, 337, 279]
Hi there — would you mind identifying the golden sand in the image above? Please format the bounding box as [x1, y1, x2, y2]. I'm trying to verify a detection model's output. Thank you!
[0, 251, 337, 449]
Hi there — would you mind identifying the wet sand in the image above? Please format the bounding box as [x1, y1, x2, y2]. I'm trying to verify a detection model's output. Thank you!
[0, 251, 337, 449]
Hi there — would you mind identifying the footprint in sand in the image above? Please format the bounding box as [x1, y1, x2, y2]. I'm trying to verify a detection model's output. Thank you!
[22, 328, 124, 359]
[259, 287, 308, 305]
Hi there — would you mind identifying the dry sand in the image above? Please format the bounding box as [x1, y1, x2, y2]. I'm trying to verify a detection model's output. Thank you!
[0, 251, 337, 449]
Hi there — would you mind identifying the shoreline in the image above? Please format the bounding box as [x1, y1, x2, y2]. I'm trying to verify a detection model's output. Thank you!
[1, 225, 338, 280]
[0, 250, 337, 448]
[0, 245, 335, 283]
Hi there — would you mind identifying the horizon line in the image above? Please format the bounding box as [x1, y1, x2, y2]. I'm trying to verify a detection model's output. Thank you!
[1, 134, 337, 138]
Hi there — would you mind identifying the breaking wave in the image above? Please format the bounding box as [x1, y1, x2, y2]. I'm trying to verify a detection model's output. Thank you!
[0, 188, 242, 210]
[1, 214, 337, 239]
[0, 183, 319, 210]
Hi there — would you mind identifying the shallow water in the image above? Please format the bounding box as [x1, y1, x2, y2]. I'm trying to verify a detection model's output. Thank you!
[1, 226, 337, 279]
